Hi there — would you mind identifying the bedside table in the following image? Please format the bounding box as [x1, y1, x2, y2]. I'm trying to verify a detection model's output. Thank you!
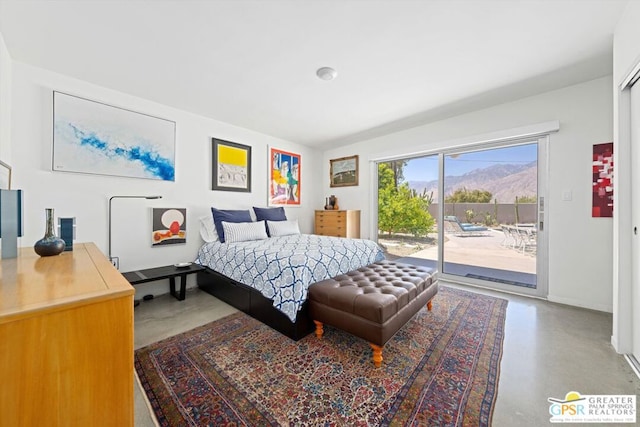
[121, 264, 204, 301]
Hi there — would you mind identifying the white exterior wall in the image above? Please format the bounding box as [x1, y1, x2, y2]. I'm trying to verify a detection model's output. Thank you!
[9, 61, 320, 296]
[323, 76, 613, 313]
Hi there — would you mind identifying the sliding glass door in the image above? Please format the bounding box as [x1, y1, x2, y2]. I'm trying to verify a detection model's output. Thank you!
[376, 138, 547, 297]
[440, 141, 546, 296]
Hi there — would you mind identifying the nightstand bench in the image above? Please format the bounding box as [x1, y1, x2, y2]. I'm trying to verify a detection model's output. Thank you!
[122, 264, 204, 301]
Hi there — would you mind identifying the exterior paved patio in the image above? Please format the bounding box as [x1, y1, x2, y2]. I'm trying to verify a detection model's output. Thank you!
[397, 228, 537, 288]
[412, 228, 535, 273]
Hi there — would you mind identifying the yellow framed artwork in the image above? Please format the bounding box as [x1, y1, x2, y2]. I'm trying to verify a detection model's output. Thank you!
[212, 138, 252, 192]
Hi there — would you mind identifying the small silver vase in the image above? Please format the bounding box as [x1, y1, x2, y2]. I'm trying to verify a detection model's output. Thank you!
[34, 208, 65, 257]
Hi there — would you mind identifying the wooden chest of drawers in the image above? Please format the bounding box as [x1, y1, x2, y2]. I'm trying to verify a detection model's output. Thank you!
[314, 210, 360, 238]
[0, 243, 135, 426]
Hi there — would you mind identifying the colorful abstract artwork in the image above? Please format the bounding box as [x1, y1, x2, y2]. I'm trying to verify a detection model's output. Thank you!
[53, 91, 176, 181]
[592, 142, 613, 218]
[269, 147, 300, 206]
[152, 208, 186, 246]
[212, 138, 251, 192]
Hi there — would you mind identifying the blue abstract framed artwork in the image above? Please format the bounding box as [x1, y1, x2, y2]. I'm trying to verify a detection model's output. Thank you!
[53, 91, 176, 181]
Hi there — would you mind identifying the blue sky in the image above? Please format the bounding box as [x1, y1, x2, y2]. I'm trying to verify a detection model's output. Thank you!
[402, 143, 537, 182]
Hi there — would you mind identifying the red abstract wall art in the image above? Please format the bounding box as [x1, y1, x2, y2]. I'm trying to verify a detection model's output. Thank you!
[592, 142, 613, 218]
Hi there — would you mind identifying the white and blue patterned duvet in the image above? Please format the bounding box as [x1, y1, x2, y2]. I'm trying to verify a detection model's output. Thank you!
[195, 234, 385, 322]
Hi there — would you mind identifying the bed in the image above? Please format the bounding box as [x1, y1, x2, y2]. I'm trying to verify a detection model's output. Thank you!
[195, 233, 385, 340]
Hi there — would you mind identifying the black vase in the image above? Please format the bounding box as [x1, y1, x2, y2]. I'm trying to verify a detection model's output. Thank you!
[34, 208, 65, 257]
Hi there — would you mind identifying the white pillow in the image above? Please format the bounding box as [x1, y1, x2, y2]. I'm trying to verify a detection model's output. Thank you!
[199, 214, 219, 243]
[267, 219, 300, 237]
[222, 220, 268, 243]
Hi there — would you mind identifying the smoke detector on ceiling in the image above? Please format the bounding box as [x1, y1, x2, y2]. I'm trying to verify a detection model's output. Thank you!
[316, 67, 337, 81]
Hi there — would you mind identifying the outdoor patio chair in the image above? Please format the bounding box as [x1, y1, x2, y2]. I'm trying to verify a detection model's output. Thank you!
[443, 216, 489, 237]
[500, 225, 518, 248]
[514, 226, 537, 254]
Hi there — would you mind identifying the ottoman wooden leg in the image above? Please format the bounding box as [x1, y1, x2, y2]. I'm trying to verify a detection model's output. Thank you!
[370, 343, 383, 367]
[313, 320, 324, 338]
[427, 299, 433, 311]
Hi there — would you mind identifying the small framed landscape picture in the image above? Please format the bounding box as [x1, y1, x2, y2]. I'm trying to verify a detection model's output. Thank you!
[330, 155, 358, 187]
[152, 208, 186, 246]
[212, 138, 252, 192]
[0, 160, 11, 190]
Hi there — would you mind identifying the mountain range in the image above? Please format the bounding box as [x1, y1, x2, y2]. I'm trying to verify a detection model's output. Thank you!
[408, 161, 537, 203]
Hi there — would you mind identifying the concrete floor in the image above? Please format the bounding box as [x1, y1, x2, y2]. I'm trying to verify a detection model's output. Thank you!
[133, 286, 640, 426]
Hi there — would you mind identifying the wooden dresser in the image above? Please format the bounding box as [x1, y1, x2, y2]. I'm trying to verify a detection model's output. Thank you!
[0, 242, 135, 426]
[314, 210, 361, 238]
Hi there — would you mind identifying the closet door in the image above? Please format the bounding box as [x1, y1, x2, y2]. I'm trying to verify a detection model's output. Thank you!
[631, 82, 640, 362]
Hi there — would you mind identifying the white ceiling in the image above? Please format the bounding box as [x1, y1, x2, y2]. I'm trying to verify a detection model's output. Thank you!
[0, 0, 629, 148]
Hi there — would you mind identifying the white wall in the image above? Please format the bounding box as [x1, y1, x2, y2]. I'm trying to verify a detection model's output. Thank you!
[611, 1, 640, 353]
[10, 61, 320, 296]
[0, 31, 11, 162]
[323, 76, 614, 313]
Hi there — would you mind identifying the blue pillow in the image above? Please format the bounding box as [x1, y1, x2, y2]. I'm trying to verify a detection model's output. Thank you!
[211, 208, 252, 243]
[253, 207, 287, 236]
[253, 206, 287, 222]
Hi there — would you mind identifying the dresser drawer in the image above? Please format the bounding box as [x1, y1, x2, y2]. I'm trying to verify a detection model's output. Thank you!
[315, 211, 346, 222]
[314, 210, 360, 238]
[315, 216, 345, 227]
[315, 224, 345, 236]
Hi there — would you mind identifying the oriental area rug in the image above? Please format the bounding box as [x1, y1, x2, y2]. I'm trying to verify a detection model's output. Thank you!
[135, 286, 507, 426]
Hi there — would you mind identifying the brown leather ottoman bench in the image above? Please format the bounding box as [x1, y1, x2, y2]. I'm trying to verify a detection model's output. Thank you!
[308, 259, 438, 367]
